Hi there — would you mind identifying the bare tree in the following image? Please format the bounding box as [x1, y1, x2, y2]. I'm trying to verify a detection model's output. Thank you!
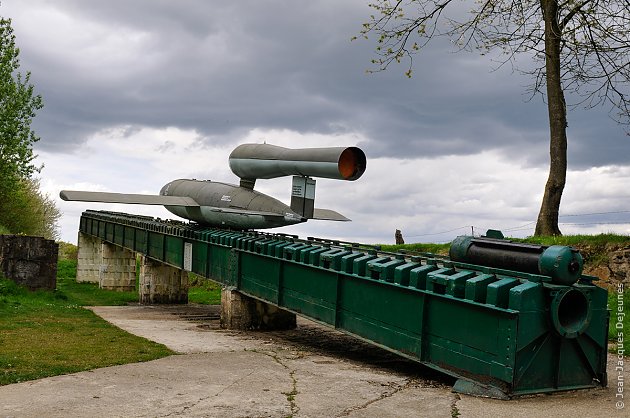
[359, 0, 630, 235]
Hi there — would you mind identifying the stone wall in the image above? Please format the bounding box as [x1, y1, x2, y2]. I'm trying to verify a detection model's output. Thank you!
[610, 247, 630, 285]
[581, 244, 630, 289]
[220, 287, 296, 330]
[76, 232, 102, 283]
[139, 255, 188, 304]
[99, 242, 136, 291]
[0, 235, 59, 290]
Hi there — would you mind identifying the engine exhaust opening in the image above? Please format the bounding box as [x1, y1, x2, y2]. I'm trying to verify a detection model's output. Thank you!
[338, 147, 367, 181]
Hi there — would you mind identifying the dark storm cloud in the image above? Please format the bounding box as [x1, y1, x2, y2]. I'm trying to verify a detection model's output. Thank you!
[9, 1, 373, 149]
[3, 0, 629, 167]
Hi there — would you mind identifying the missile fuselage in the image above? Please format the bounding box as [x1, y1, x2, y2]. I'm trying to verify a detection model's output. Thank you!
[160, 179, 303, 229]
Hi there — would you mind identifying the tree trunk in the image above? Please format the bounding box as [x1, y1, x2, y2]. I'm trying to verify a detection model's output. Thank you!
[535, 0, 567, 236]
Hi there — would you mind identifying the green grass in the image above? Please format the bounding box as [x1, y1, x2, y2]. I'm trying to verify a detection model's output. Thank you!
[379, 242, 450, 255]
[188, 274, 222, 304]
[0, 257, 223, 386]
[56, 264, 139, 307]
[0, 270, 173, 386]
[56, 259, 221, 306]
[608, 287, 629, 354]
[56, 258, 77, 278]
[518, 233, 630, 247]
[383, 233, 630, 259]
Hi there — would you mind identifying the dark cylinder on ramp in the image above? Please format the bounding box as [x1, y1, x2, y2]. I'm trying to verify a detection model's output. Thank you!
[449, 235, 584, 285]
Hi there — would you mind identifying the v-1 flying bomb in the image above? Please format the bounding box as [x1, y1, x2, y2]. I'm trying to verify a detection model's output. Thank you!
[60, 143, 367, 230]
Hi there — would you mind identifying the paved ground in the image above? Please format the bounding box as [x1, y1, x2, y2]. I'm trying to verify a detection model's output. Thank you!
[0, 304, 625, 417]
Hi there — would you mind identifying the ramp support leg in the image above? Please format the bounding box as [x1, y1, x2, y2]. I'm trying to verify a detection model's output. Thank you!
[76, 232, 102, 283]
[99, 241, 136, 291]
[220, 287, 296, 330]
[139, 255, 188, 304]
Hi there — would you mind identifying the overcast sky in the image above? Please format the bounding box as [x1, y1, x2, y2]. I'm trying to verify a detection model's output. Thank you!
[2, 0, 629, 244]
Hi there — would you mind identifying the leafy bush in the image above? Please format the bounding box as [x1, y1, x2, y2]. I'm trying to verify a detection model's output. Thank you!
[57, 241, 78, 261]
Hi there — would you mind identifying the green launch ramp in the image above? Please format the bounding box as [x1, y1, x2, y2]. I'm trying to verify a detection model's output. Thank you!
[79, 210, 609, 399]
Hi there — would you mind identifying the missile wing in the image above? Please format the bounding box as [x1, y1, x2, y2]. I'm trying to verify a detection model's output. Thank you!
[59, 190, 199, 206]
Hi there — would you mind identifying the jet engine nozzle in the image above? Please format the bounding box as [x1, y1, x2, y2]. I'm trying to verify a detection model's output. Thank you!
[229, 143, 367, 181]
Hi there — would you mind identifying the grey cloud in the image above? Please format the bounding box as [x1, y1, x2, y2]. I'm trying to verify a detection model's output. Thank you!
[3, 0, 629, 168]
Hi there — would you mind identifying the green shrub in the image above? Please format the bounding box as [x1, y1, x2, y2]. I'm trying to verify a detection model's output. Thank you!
[57, 241, 78, 261]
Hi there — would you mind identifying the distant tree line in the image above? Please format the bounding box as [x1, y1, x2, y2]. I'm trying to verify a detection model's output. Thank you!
[0, 16, 60, 240]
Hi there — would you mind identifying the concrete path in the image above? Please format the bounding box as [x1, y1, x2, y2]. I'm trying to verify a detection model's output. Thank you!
[0, 304, 625, 417]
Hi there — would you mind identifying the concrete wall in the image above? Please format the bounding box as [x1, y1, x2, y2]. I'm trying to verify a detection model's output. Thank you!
[76, 233, 136, 291]
[76, 232, 102, 283]
[77, 234, 306, 320]
[99, 242, 136, 292]
[77, 233, 193, 303]
[220, 287, 296, 330]
[0, 235, 58, 290]
[139, 255, 188, 304]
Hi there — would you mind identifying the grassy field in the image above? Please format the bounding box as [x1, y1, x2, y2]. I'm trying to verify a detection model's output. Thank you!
[188, 274, 222, 305]
[608, 285, 629, 353]
[55, 260, 139, 305]
[1, 258, 224, 386]
[516, 233, 630, 247]
[56, 259, 221, 305]
[379, 242, 451, 255]
[0, 275, 172, 386]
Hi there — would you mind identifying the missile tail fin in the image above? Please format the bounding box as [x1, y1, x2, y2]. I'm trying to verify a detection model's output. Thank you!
[312, 208, 350, 222]
[289, 176, 350, 221]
